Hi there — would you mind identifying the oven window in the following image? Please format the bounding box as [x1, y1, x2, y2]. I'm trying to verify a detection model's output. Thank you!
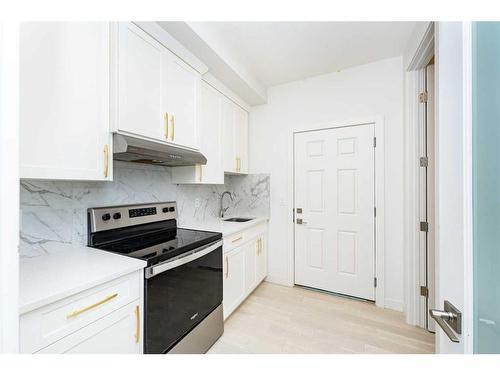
[144, 246, 222, 354]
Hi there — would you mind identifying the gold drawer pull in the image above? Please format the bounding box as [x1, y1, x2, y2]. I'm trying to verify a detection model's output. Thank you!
[134, 305, 140, 343]
[225, 256, 229, 279]
[171, 114, 175, 141]
[66, 293, 118, 319]
[231, 236, 243, 243]
[164, 112, 169, 140]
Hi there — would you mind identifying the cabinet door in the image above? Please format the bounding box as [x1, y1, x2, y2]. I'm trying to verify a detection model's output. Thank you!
[20, 22, 112, 180]
[171, 82, 224, 184]
[245, 240, 257, 293]
[256, 234, 267, 283]
[222, 98, 236, 173]
[223, 246, 246, 320]
[117, 22, 164, 141]
[165, 53, 200, 150]
[234, 106, 249, 174]
[38, 302, 142, 354]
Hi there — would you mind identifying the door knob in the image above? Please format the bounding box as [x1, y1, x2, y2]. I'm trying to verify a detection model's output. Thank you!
[429, 300, 462, 343]
[296, 218, 308, 225]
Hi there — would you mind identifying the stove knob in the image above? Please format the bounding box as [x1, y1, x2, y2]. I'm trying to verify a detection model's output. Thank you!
[162, 207, 169, 213]
[113, 212, 121, 220]
[169, 207, 175, 212]
[102, 213, 111, 221]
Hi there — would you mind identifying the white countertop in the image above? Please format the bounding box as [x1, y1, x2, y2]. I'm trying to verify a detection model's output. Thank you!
[179, 216, 269, 237]
[19, 242, 146, 315]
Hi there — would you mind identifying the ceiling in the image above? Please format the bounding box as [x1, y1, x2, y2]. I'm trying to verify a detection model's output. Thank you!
[188, 21, 416, 88]
[159, 21, 418, 104]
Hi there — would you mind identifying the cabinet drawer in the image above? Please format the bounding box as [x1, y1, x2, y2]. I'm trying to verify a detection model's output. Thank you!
[223, 231, 246, 253]
[36, 301, 142, 354]
[20, 271, 142, 354]
[223, 222, 267, 253]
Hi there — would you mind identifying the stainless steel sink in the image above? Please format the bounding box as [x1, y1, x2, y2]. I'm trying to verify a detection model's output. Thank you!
[223, 218, 254, 222]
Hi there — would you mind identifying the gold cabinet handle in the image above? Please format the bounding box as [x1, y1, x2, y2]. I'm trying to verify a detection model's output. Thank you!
[259, 238, 262, 254]
[66, 293, 118, 319]
[134, 305, 140, 343]
[170, 114, 175, 141]
[164, 112, 169, 140]
[225, 256, 229, 279]
[231, 236, 243, 243]
[236, 157, 241, 172]
[199, 165, 203, 183]
[103, 144, 109, 178]
[256, 239, 259, 255]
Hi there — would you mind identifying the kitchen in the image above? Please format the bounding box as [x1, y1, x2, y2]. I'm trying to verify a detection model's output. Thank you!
[1, 10, 497, 367]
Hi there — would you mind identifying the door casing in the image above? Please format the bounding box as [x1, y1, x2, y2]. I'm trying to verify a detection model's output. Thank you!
[287, 116, 386, 308]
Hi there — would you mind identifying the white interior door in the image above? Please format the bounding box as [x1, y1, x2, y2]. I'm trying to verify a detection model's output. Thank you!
[433, 22, 470, 353]
[294, 124, 375, 301]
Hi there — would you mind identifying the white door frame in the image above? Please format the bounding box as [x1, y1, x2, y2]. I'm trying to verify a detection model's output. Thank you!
[287, 116, 386, 308]
[404, 22, 436, 327]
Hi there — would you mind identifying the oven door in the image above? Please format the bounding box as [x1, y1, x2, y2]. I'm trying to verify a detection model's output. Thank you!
[144, 240, 223, 354]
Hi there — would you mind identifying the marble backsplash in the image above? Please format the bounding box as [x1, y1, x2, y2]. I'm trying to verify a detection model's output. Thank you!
[19, 161, 270, 258]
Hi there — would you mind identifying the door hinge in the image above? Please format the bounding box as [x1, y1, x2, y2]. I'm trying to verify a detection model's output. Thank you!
[374, 207, 376, 217]
[420, 286, 429, 297]
[419, 91, 428, 103]
[373, 137, 377, 148]
[374, 277, 377, 288]
[420, 221, 429, 232]
[419, 156, 428, 167]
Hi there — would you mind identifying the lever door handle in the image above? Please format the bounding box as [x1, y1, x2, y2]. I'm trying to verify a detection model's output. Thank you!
[429, 300, 462, 343]
[296, 219, 308, 225]
[429, 309, 459, 342]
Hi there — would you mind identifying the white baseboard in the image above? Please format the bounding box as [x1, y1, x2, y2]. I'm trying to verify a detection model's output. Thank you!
[264, 275, 293, 287]
[385, 298, 405, 312]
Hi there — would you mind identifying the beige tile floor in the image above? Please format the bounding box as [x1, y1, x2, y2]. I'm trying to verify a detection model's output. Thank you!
[208, 282, 435, 354]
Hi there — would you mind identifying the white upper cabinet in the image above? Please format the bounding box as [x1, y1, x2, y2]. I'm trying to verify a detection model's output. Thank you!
[222, 98, 236, 173]
[114, 22, 200, 150]
[164, 54, 200, 150]
[222, 98, 249, 175]
[172, 82, 223, 184]
[20, 22, 112, 181]
[234, 105, 249, 174]
[117, 23, 164, 141]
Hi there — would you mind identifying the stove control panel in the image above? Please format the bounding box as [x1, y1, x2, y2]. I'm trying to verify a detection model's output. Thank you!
[88, 202, 177, 233]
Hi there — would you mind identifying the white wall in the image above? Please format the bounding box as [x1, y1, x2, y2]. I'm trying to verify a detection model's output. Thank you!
[249, 57, 405, 311]
[0, 22, 20, 353]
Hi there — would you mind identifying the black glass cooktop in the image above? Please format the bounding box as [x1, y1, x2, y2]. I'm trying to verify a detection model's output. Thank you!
[89, 220, 222, 266]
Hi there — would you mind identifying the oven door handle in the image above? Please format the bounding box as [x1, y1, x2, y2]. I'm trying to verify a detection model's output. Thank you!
[145, 240, 223, 279]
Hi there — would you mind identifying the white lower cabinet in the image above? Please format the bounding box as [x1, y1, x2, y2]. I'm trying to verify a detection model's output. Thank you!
[20, 270, 144, 354]
[223, 246, 246, 320]
[223, 223, 268, 320]
[37, 302, 141, 354]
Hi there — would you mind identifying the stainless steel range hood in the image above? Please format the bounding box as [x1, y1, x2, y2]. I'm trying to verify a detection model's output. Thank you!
[113, 133, 207, 167]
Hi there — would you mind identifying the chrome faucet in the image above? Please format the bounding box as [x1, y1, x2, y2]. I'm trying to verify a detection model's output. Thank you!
[220, 191, 233, 218]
